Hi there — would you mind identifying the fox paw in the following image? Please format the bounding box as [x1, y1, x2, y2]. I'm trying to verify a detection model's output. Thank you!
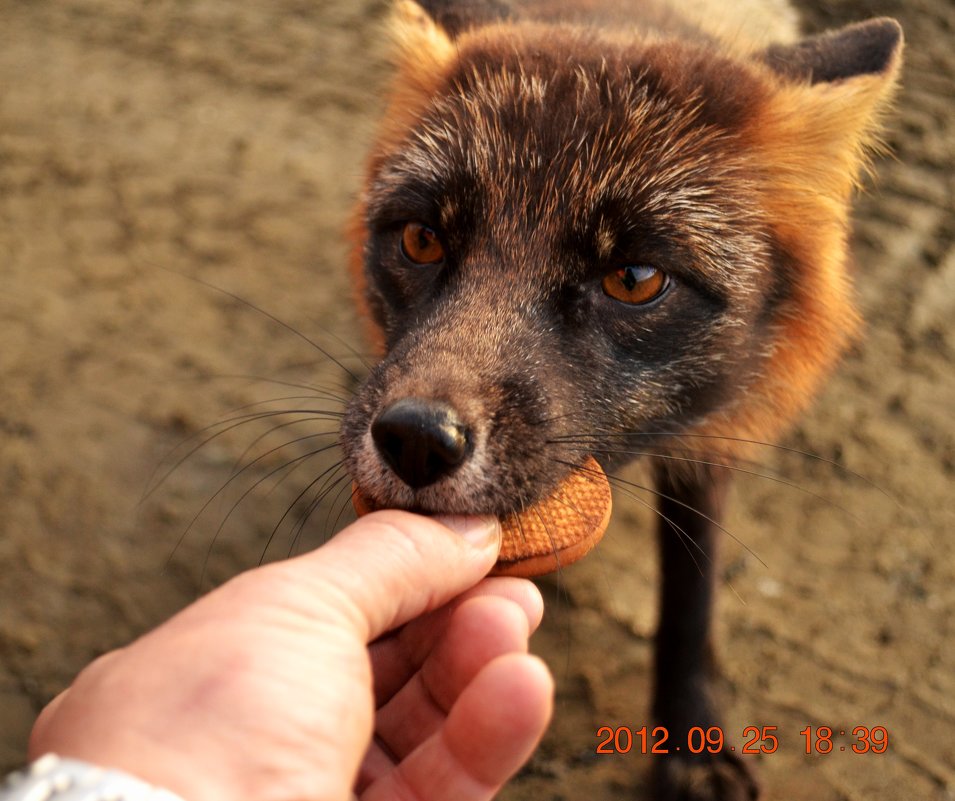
[653, 750, 760, 801]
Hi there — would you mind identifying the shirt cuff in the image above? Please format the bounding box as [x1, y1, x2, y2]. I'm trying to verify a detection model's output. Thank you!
[0, 754, 188, 801]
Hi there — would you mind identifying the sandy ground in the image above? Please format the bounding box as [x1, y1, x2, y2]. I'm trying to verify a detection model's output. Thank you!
[1, 1, 952, 799]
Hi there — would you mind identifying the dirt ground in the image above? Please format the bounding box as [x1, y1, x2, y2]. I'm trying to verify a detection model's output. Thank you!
[1, 1, 952, 799]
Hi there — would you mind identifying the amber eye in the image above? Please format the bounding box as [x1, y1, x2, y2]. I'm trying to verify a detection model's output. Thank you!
[400, 222, 445, 265]
[602, 265, 669, 305]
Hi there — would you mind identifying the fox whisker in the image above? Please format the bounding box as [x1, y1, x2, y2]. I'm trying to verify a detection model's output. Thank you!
[550, 429, 898, 503]
[287, 467, 353, 558]
[259, 458, 349, 567]
[144, 408, 344, 502]
[155, 264, 369, 382]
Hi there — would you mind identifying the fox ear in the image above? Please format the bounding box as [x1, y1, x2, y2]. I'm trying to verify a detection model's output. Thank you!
[755, 19, 903, 200]
[405, 0, 514, 38]
[388, 0, 513, 88]
[391, 1, 455, 59]
[378, 2, 460, 153]
[761, 18, 903, 85]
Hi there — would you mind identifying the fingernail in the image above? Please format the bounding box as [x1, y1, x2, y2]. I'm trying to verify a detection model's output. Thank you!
[435, 515, 502, 550]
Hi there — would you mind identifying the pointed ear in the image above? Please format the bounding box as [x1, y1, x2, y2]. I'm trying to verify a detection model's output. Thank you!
[753, 19, 903, 202]
[408, 0, 514, 38]
[371, 3, 459, 164]
[761, 18, 903, 85]
[390, 1, 456, 67]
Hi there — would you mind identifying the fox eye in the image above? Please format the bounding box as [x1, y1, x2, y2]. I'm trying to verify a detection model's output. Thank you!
[602, 265, 670, 305]
[400, 222, 444, 265]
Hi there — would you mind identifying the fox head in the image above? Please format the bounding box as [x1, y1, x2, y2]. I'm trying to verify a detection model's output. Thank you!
[341, 0, 902, 516]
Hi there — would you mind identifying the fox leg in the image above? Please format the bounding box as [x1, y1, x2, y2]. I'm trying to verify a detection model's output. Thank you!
[651, 462, 760, 801]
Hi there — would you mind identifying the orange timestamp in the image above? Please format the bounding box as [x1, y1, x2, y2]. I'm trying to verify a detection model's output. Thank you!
[595, 725, 889, 756]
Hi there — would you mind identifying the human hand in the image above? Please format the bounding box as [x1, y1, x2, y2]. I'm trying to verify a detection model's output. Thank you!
[29, 511, 553, 801]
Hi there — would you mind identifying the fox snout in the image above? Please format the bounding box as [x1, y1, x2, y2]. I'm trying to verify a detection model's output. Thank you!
[340, 305, 582, 517]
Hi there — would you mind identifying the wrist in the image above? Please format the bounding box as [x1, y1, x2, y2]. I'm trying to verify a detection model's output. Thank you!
[30, 726, 233, 801]
[1, 754, 187, 801]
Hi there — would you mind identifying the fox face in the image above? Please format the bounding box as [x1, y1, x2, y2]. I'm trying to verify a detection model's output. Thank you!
[342, 2, 902, 519]
[340, 5, 902, 794]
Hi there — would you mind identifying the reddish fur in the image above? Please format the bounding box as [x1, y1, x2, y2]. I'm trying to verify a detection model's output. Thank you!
[349, 2, 902, 462]
[348, 2, 459, 357]
[344, 12, 902, 796]
[701, 66, 901, 453]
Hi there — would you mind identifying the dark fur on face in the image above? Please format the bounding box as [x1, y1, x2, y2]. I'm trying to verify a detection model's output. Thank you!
[342, 4, 902, 516]
[341, 8, 901, 797]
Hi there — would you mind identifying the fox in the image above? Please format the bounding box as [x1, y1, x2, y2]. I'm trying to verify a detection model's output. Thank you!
[339, 1, 903, 798]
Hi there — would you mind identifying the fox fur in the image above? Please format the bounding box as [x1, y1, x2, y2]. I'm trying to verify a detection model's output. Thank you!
[346, 0, 901, 501]
[342, 1, 902, 797]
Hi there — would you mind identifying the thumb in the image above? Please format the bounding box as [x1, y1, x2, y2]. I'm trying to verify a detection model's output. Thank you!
[284, 510, 502, 641]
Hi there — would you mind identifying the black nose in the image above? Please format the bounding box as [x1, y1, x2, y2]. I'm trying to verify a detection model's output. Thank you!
[371, 398, 471, 489]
